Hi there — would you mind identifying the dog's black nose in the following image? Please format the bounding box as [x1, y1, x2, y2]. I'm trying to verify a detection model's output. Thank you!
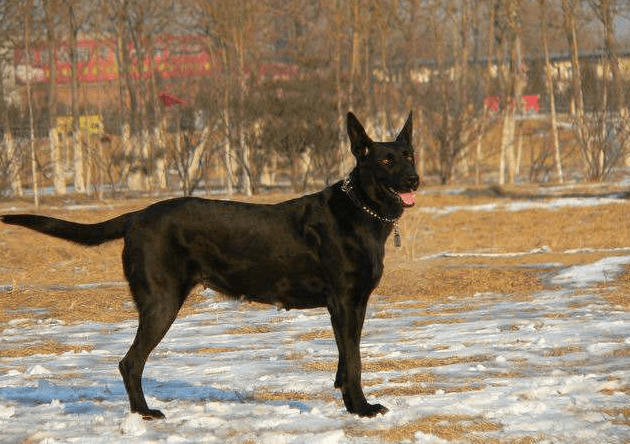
[406, 174, 420, 190]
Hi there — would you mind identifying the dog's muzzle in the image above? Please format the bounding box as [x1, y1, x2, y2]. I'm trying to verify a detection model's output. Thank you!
[390, 174, 420, 207]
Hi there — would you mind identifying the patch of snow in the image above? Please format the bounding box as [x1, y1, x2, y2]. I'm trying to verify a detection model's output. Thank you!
[0, 404, 15, 419]
[26, 365, 51, 376]
[419, 195, 625, 216]
[414, 431, 449, 443]
[121, 414, 147, 437]
[551, 255, 630, 288]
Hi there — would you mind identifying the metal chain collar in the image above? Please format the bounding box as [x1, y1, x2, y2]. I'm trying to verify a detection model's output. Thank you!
[341, 175, 402, 248]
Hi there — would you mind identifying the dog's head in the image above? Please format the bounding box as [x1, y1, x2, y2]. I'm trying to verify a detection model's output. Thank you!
[347, 112, 420, 214]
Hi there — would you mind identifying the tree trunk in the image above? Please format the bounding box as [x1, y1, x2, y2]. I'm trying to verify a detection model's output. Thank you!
[499, 108, 515, 185]
[0, 59, 21, 196]
[601, 0, 621, 111]
[148, 37, 167, 190]
[333, 34, 351, 177]
[154, 118, 168, 190]
[349, 0, 361, 108]
[540, 0, 563, 183]
[185, 124, 210, 194]
[68, 5, 85, 194]
[219, 48, 234, 197]
[121, 123, 132, 183]
[236, 31, 252, 197]
[562, 0, 591, 178]
[114, 20, 133, 186]
[25, 4, 39, 207]
[45, 7, 65, 196]
[476, 1, 496, 185]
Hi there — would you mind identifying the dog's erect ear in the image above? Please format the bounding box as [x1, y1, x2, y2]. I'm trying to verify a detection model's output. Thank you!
[347, 112, 372, 158]
[395, 111, 413, 146]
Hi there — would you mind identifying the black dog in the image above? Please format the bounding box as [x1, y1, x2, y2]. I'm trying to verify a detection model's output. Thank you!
[2, 112, 419, 419]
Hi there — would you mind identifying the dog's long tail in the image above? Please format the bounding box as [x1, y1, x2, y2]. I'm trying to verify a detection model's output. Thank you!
[1, 212, 132, 246]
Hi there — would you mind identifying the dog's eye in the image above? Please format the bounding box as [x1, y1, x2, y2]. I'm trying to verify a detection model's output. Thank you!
[404, 153, 415, 163]
[379, 155, 394, 166]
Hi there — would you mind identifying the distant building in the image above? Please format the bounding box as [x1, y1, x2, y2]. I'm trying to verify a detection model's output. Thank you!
[10, 35, 297, 110]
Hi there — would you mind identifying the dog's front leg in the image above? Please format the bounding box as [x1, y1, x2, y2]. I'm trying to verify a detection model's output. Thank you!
[328, 300, 388, 417]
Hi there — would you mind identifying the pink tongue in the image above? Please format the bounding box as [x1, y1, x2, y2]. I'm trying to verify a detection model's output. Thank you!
[399, 192, 416, 206]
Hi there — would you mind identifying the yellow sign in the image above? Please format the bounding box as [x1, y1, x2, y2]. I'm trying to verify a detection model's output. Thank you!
[56, 115, 103, 135]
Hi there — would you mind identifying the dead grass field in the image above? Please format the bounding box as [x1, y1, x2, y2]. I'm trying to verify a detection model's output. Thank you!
[344, 413, 506, 443]
[1, 185, 628, 327]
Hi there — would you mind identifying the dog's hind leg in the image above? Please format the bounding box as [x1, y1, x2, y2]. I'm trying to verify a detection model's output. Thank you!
[117, 232, 197, 420]
[119, 289, 183, 420]
[119, 241, 191, 420]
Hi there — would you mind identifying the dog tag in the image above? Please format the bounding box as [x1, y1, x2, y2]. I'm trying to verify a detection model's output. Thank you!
[393, 224, 401, 248]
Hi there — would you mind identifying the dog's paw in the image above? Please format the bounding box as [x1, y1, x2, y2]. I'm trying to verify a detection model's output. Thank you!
[355, 402, 389, 418]
[140, 409, 166, 420]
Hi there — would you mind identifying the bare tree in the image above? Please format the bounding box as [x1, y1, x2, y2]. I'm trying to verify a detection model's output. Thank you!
[0, 1, 21, 196]
[24, 0, 39, 206]
[423, 0, 481, 184]
[539, 0, 564, 183]
[474, 0, 496, 185]
[169, 119, 212, 196]
[193, 0, 263, 196]
[585, 0, 630, 176]
[124, 0, 178, 191]
[561, 0, 598, 178]
[561, 0, 626, 180]
[587, 0, 623, 110]
[100, 0, 134, 188]
[62, 0, 92, 194]
[323, 0, 355, 178]
[44, 0, 66, 195]
[494, 0, 524, 184]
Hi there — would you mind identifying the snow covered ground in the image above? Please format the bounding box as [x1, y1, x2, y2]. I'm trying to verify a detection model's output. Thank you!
[0, 252, 629, 443]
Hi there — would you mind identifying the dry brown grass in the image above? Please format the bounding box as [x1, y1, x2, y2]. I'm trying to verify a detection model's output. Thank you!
[296, 328, 334, 341]
[252, 388, 335, 403]
[0, 341, 93, 358]
[304, 354, 492, 373]
[378, 263, 544, 304]
[399, 190, 630, 255]
[225, 325, 276, 335]
[601, 384, 630, 396]
[0, 287, 133, 325]
[601, 265, 630, 308]
[369, 381, 486, 398]
[607, 346, 630, 358]
[345, 413, 502, 442]
[601, 407, 630, 426]
[389, 372, 438, 384]
[541, 345, 585, 357]
[0, 286, 208, 325]
[382, 414, 502, 442]
[196, 347, 237, 354]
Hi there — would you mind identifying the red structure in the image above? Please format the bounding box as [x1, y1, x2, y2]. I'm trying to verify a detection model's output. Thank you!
[485, 95, 539, 114]
[159, 91, 186, 107]
[14, 35, 218, 85]
[522, 95, 539, 113]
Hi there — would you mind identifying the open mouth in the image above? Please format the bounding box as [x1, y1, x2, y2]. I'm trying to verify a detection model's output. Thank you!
[398, 191, 416, 207]
[387, 187, 416, 207]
